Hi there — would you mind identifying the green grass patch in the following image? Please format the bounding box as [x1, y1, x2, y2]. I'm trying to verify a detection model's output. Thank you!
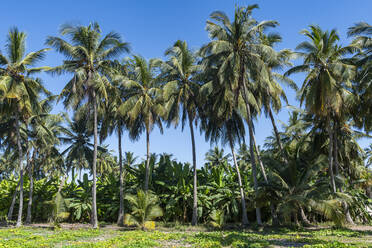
[0, 226, 370, 248]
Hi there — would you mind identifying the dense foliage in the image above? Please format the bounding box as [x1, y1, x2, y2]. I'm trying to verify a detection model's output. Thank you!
[0, 5, 371, 229]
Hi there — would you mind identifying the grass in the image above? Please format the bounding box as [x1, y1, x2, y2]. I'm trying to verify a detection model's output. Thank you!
[0, 225, 371, 248]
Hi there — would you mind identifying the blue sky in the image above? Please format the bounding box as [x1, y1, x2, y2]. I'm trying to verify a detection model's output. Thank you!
[1, 0, 371, 166]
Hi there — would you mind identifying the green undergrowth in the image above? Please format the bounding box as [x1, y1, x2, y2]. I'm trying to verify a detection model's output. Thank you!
[0, 226, 370, 248]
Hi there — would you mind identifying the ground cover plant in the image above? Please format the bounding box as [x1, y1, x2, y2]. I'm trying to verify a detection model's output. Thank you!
[0, 226, 371, 248]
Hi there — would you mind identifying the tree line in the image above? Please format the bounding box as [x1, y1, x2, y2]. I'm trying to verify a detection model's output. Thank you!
[0, 5, 371, 228]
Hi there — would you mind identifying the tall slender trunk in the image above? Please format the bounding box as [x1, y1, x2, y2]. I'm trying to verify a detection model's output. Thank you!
[8, 179, 21, 221]
[26, 148, 35, 224]
[189, 114, 198, 226]
[252, 132, 278, 225]
[144, 125, 150, 191]
[228, 134, 249, 226]
[327, 120, 336, 193]
[91, 90, 98, 228]
[252, 134, 267, 182]
[58, 175, 66, 193]
[15, 113, 24, 227]
[333, 127, 354, 225]
[117, 126, 124, 225]
[242, 83, 262, 225]
[71, 167, 75, 183]
[268, 109, 289, 165]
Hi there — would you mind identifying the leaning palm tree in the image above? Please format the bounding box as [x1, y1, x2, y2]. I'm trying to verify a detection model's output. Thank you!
[46, 22, 129, 228]
[0, 28, 49, 227]
[156, 40, 201, 225]
[257, 33, 297, 165]
[285, 25, 356, 194]
[118, 55, 163, 191]
[200, 5, 277, 225]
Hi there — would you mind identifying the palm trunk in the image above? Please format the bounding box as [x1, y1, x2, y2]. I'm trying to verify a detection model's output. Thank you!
[15, 113, 24, 227]
[252, 132, 278, 225]
[268, 109, 289, 165]
[333, 128, 354, 225]
[8, 179, 21, 221]
[228, 134, 249, 226]
[25, 148, 35, 224]
[242, 83, 262, 225]
[294, 211, 299, 226]
[252, 133, 267, 182]
[58, 174, 66, 193]
[189, 115, 198, 226]
[327, 120, 336, 193]
[144, 126, 150, 191]
[117, 126, 124, 226]
[300, 206, 311, 226]
[91, 90, 98, 228]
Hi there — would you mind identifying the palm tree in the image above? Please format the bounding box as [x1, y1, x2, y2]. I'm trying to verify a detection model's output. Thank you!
[203, 110, 250, 226]
[347, 22, 371, 132]
[285, 25, 355, 194]
[25, 102, 64, 224]
[257, 33, 297, 165]
[157, 40, 201, 225]
[100, 60, 131, 225]
[0, 28, 49, 227]
[46, 22, 129, 228]
[118, 55, 163, 191]
[201, 5, 277, 225]
[61, 113, 93, 177]
[125, 190, 163, 230]
[205, 147, 231, 169]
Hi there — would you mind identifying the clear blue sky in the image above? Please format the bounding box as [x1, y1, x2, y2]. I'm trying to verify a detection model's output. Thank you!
[1, 0, 371, 166]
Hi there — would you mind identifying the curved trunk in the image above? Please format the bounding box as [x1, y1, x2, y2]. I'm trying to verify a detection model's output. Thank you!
[252, 132, 278, 225]
[189, 114, 198, 226]
[91, 90, 98, 228]
[228, 134, 249, 226]
[300, 206, 311, 226]
[327, 120, 336, 193]
[242, 84, 262, 225]
[25, 148, 35, 224]
[268, 109, 289, 165]
[117, 126, 124, 225]
[8, 179, 21, 221]
[144, 125, 150, 191]
[15, 113, 24, 227]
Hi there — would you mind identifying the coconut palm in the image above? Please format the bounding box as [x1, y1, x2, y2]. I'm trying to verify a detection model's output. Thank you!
[157, 40, 201, 225]
[0, 28, 49, 227]
[100, 60, 131, 225]
[46, 22, 129, 228]
[347, 22, 372, 132]
[125, 190, 163, 230]
[200, 5, 277, 225]
[257, 33, 297, 165]
[285, 25, 356, 194]
[25, 105, 64, 224]
[118, 55, 163, 191]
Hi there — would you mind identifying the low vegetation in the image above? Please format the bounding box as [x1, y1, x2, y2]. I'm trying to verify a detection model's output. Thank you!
[0, 226, 371, 248]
